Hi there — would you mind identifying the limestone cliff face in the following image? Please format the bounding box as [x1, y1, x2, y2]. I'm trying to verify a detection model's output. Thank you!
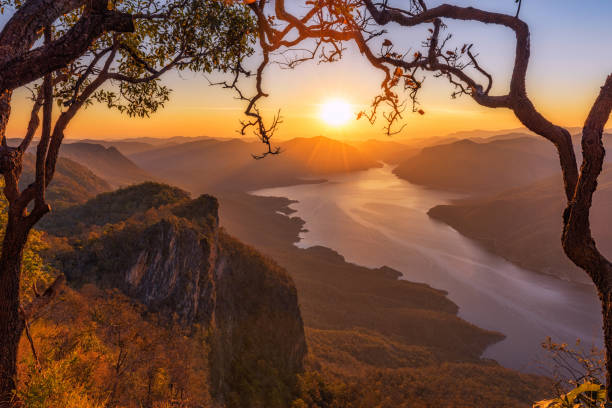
[124, 217, 217, 326]
[211, 232, 307, 407]
[50, 188, 306, 407]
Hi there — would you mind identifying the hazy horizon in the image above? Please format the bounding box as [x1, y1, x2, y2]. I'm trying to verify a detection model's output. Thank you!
[4, 1, 612, 141]
[41, 125, 609, 143]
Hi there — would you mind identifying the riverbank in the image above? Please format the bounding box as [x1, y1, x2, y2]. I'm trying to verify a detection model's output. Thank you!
[218, 192, 503, 360]
[217, 190, 554, 407]
[244, 165, 602, 372]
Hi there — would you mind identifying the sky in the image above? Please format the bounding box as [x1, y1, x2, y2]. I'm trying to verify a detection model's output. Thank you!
[4, 0, 612, 141]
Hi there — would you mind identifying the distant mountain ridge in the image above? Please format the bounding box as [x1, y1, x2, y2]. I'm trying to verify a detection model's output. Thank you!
[444, 128, 536, 139]
[279, 136, 381, 173]
[130, 136, 381, 194]
[428, 166, 612, 284]
[21, 154, 111, 209]
[393, 136, 560, 193]
[349, 138, 421, 164]
[59, 142, 154, 187]
[67, 139, 157, 155]
[6, 138, 154, 189]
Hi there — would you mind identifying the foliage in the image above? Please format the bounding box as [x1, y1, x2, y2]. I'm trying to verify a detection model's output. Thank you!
[534, 338, 607, 408]
[542, 338, 605, 391]
[533, 382, 606, 408]
[39, 182, 190, 236]
[290, 362, 555, 408]
[93, 0, 256, 118]
[18, 229, 55, 306]
[291, 371, 350, 408]
[3, 182, 216, 406]
[0, 1, 256, 399]
[55, 0, 256, 118]
[3, 0, 256, 117]
[17, 286, 212, 407]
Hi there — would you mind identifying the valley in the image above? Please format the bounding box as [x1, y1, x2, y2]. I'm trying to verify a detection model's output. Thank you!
[16, 129, 611, 406]
[250, 165, 602, 369]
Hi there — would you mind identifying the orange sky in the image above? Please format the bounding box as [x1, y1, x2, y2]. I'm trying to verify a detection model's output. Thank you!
[5, 1, 612, 141]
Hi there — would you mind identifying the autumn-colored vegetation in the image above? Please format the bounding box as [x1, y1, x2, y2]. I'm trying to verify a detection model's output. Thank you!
[18, 286, 212, 408]
[39, 182, 190, 237]
[0, 184, 203, 406]
[19, 183, 305, 407]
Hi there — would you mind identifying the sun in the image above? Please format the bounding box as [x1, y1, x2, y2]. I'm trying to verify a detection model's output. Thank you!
[319, 98, 353, 126]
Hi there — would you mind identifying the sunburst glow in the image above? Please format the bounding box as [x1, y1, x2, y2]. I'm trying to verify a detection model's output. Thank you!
[319, 99, 353, 126]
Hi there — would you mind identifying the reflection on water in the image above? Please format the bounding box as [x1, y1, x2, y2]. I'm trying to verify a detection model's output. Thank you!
[254, 164, 602, 373]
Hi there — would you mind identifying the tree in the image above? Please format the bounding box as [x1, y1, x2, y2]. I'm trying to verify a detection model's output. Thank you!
[0, 0, 255, 404]
[236, 0, 612, 399]
[0, 2, 132, 403]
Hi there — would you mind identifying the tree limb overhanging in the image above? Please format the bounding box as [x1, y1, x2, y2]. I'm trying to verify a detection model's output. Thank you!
[0, 0, 134, 91]
[234, 0, 612, 398]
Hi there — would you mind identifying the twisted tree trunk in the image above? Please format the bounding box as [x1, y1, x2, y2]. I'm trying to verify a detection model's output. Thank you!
[0, 3, 133, 403]
[600, 291, 612, 395]
[559, 75, 612, 397]
[0, 214, 29, 407]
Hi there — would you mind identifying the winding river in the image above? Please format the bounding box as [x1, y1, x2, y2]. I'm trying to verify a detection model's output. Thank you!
[253, 164, 603, 373]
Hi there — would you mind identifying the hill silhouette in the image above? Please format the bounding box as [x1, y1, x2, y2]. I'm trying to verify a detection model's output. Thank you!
[428, 166, 612, 283]
[394, 137, 560, 192]
[130, 136, 381, 193]
[68, 139, 157, 155]
[351, 138, 421, 164]
[21, 154, 111, 209]
[60, 142, 154, 187]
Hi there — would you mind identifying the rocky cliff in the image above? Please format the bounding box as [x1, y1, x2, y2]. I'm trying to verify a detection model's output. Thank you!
[212, 232, 307, 407]
[44, 184, 306, 407]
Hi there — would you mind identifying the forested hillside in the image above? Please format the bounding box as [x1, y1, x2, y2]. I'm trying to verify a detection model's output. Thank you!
[393, 137, 559, 193]
[14, 184, 307, 407]
[59, 143, 154, 187]
[21, 154, 111, 210]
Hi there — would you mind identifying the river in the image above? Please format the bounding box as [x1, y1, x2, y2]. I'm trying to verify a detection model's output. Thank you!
[253, 164, 603, 373]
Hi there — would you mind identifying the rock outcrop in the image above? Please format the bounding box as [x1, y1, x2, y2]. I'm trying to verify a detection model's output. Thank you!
[45, 184, 306, 407]
[124, 216, 218, 326]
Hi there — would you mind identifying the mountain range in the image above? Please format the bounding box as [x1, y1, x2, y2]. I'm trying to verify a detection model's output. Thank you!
[21, 154, 111, 209]
[129, 136, 382, 193]
[42, 132, 609, 286]
[393, 136, 560, 193]
[429, 166, 612, 284]
[17, 131, 559, 407]
[396, 132, 612, 284]
[59, 142, 154, 187]
[29, 131, 612, 287]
